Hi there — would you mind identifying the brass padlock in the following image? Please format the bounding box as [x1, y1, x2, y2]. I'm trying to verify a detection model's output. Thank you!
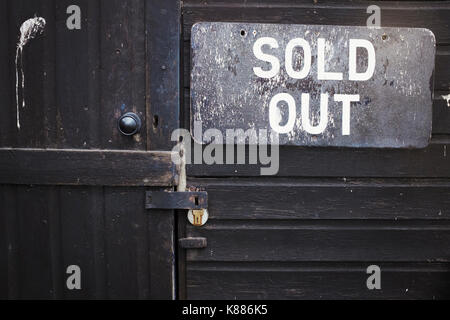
[192, 210, 204, 226]
[188, 209, 208, 227]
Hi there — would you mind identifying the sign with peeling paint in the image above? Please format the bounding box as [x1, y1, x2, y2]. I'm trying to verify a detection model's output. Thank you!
[190, 22, 436, 148]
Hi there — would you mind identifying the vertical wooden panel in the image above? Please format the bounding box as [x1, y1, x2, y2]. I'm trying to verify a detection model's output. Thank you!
[103, 187, 150, 299]
[16, 186, 54, 298]
[88, 187, 108, 299]
[0, 0, 13, 147]
[145, 0, 180, 300]
[54, 0, 93, 148]
[2, 186, 19, 299]
[0, 186, 10, 298]
[148, 210, 176, 299]
[100, 0, 147, 150]
[46, 187, 63, 299]
[146, 0, 180, 150]
[86, 1, 102, 149]
[9, 1, 48, 147]
[41, 0, 58, 148]
[59, 186, 106, 299]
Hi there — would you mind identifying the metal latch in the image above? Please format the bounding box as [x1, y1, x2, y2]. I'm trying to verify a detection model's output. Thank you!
[179, 237, 207, 249]
[145, 190, 209, 226]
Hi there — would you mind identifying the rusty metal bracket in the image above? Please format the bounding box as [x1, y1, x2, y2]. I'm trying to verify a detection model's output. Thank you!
[145, 191, 208, 210]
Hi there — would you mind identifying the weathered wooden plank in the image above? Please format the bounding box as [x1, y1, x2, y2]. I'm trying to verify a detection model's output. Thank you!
[187, 262, 450, 299]
[435, 48, 450, 92]
[15, 186, 55, 298]
[0, 0, 13, 148]
[55, 0, 98, 149]
[0, 185, 19, 299]
[146, 0, 181, 150]
[190, 179, 450, 220]
[0, 148, 179, 186]
[186, 220, 450, 262]
[103, 187, 150, 299]
[7, 0, 49, 148]
[100, 0, 147, 150]
[183, 1, 450, 44]
[0, 186, 9, 299]
[47, 186, 63, 299]
[41, 0, 58, 149]
[186, 143, 450, 177]
[145, 0, 180, 300]
[59, 186, 106, 299]
[433, 97, 450, 135]
[148, 209, 176, 299]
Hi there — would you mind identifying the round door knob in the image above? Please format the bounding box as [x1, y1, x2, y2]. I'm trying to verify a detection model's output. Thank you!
[118, 112, 141, 136]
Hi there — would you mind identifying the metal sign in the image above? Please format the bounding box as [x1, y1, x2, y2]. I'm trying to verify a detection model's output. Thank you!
[190, 22, 436, 148]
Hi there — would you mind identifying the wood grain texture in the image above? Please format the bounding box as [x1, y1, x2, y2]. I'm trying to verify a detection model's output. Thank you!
[0, 0, 180, 300]
[0, 185, 177, 299]
[146, 0, 181, 150]
[59, 186, 107, 299]
[189, 178, 450, 220]
[183, 1, 450, 43]
[14, 186, 55, 298]
[186, 262, 450, 300]
[186, 220, 450, 262]
[0, 0, 148, 150]
[0, 148, 179, 186]
[181, 0, 450, 300]
[187, 143, 450, 177]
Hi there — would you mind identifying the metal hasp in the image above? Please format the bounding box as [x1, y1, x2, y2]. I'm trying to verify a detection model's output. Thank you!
[191, 22, 436, 148]
[145, 191, 208, 210]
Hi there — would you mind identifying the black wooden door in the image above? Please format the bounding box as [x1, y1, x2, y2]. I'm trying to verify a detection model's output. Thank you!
[0, 0, 180, 299]
[179, 0, 450, 300]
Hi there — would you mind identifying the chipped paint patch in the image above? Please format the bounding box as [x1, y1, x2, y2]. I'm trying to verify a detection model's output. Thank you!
[15, 16, 46, 129]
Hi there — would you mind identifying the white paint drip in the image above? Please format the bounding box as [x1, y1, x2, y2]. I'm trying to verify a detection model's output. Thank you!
[15, 16, 46, 129]
[441, 94, 450, 108]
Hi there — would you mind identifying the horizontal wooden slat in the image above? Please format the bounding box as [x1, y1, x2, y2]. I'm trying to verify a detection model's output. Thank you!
[187, 143, 450, 177]
[435, 48, 450, 92]
[189, 179, 450, 219]
[183, 1, 450, 44]
[0, 148, 179, 186]
[186, 220, 450, 262]
[433, 97, 450, 134]
[187, 262, 450, 299]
